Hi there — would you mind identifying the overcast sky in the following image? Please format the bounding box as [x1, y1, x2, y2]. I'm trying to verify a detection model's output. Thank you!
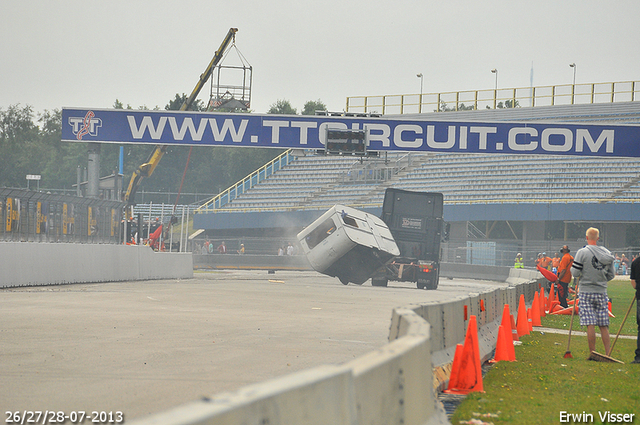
[2, 1, 639, 116]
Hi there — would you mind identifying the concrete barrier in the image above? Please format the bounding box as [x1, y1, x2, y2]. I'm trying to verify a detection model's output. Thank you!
[1, 242, 192, 287]
[132, 267, 542, 425]
[133, 365, 358, 425]
[439, 262, 511, 282]
[194, 253, 312, 271]
[133, 307, 449, 425]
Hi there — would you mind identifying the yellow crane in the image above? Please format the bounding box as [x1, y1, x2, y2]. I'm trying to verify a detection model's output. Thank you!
[123, 28, 239, 214]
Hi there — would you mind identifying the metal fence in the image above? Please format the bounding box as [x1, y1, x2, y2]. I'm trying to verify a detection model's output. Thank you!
[442, 238, 640, 270]
[345, 80, 640, 115]
[186, 235, 639, 274]
[1, 188, 125, 244]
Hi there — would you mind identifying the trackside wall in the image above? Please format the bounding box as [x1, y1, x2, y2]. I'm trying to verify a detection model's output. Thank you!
[131, 267, 543, 425]
[0, 242, 192, 287]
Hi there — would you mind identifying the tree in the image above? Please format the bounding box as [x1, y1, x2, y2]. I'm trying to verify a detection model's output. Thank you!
[437, 101, 475, 112]
[0, 97, 283, 199]
[38, 108, 86, 189]
[0, 105, 44, 187]
[165, 93, 205, 111]
[302, 99, 327, 115]
[268, 99, 297, 115]
[487, 99, 520, 109]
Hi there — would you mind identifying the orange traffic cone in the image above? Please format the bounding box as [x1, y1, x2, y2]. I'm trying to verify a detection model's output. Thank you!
[517, 294, 530, 337]
[531, 293, 542, 326]
[539, 288, 546, 318]
[510, 314, 519, 341]
[552, 305, 578, 315]
[500, 304, 511, 331]
[446, 344, 464, 392]
[547, 284, 556, 312]
[507, 324, 516, 361]
[527, 308, 533, 331]
[550, 301, 563, 313]
[444, 315, 483, 394]
[491, 325, 509, 362]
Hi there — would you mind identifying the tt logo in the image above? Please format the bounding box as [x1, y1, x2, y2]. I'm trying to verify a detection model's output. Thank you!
[69, 111, 102, 140]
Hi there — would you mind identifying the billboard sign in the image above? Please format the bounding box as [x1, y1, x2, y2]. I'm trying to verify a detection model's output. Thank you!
[62, 108, 640, 158]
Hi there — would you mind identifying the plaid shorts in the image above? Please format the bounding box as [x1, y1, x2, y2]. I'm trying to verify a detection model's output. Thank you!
[579, 292, 609, 327]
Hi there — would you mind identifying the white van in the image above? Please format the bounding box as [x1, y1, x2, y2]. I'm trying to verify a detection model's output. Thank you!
[297, 205, 399, 285]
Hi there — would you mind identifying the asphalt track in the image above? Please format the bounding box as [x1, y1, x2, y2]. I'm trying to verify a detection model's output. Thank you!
[1, 270, 507, 421]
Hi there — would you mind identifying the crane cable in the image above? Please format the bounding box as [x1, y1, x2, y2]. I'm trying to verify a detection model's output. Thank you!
[172, 36, 250, 227]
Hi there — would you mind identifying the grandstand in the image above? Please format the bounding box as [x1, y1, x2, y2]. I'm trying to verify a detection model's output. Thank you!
[202, 151, 640, 209]
[193, 100, 640, 260]
[197, 101, 640, 211]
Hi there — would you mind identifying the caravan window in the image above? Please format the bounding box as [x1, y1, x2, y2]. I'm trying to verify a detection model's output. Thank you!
[305, 218, 336, 249]
[341, 213, 358, 228]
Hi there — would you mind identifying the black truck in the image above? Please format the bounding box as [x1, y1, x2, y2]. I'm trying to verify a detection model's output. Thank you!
[370, 189, 445, 289]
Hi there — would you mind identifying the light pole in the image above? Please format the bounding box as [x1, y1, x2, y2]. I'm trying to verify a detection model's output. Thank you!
[569, 63, 576, 104]
[417, 73, 424, 113]
[491, 69, 498, 108]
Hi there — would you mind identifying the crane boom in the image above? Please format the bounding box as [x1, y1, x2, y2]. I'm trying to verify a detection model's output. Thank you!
[123, 28, 238, 210]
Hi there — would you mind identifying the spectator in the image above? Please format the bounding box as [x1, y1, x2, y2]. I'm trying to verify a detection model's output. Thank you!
[514, 253, 524, 269]
[621, 254, 630, 275]
[551, 252, 561, 274]
[237, 244, 245, 255]
[217, 241, 226, 254]
[286, 242, 294, 256]
[614, 254, 621, 275]
[629, 253, 640, 364]
[571, 227, 615, 359]
[556, 245, 574, 308]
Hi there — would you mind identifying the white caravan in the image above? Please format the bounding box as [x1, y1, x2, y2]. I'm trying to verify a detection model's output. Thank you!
[297, 205, 399, 285]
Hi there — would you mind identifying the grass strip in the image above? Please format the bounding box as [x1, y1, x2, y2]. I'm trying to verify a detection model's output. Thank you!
[451, 279, 639, 424]
[542, 280, 636, 336]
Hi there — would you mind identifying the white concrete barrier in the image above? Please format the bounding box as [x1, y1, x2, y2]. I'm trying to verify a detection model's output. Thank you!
[1, 242, 192, 287]
[134, 365, 358, 425]
[131, 267, 543, 425]
[133, 307, 449, 425]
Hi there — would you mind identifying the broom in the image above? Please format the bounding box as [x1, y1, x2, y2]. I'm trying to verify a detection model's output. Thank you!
[587, 295, 633, 364]
[588, 351, 624, 363]
[564, 279, 578, 359]
[609, 294, 637, 356]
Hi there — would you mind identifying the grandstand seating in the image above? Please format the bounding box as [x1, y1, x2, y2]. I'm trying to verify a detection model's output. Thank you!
[201, 101, 640, 211]
[212, 150, 640, 210]
[225, 155, 360, 209]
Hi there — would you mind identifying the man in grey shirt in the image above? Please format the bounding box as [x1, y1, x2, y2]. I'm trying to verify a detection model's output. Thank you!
[571, 227, 615, 358]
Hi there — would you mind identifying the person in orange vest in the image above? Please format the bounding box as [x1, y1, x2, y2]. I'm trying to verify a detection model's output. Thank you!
[557, 246, 574, 308]
[551, 252, 562, 274]
[539, 252, 552, 270]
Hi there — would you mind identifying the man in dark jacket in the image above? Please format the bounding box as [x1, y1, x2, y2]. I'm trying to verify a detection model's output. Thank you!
[630, 253, 640, 364]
